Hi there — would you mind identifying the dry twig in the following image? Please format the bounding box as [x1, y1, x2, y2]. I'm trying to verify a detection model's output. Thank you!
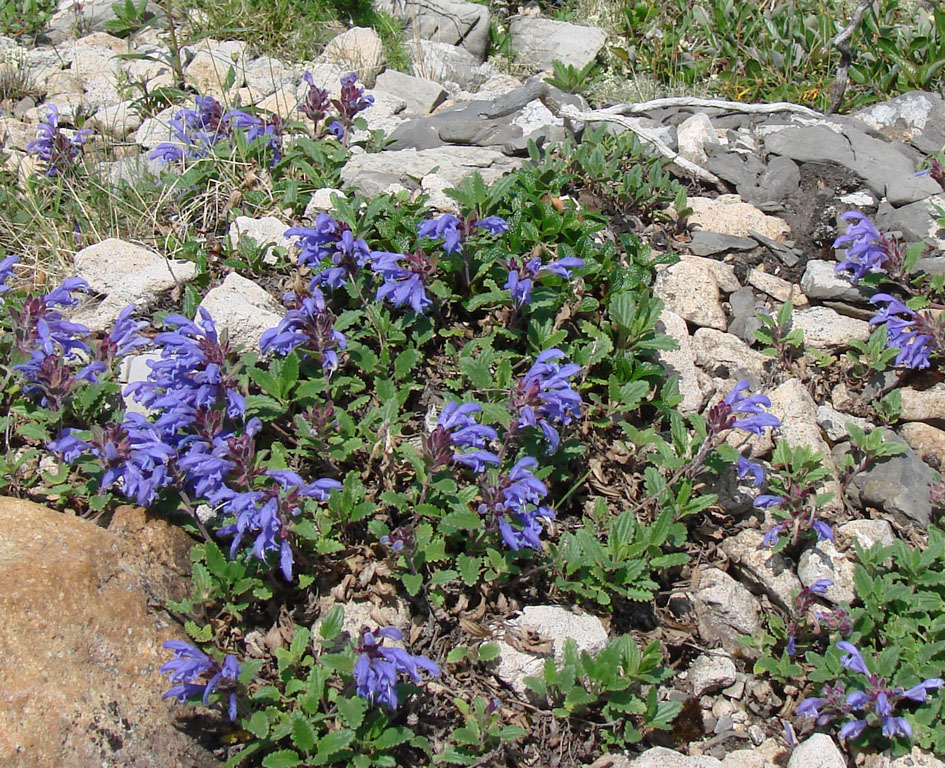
[828, 0, 874, 114]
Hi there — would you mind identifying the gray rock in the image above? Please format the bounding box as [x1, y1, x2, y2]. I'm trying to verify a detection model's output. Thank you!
[764, 124, 940, 206]
[687, 231, 757, 257]
[654, 259, 728, 331]
[875, 195, 945, 252]
[654, 309, 704, 414]
[726, 287, 762, 345]
[704, 144, 765, 190]
[198, 273, 284, 352]
[377, 0, 490, 61]
[816, 404, 874, 442]
[242, 55, 299, 95]
[689, 653, 737, 697]
[800, 260, 872, 303]
[692, 328, 769, 387]
[228, 216, 292, 262]
[721, 529, 803, 612]
[409, 39, 486, 90]
[866, 746, 945, 768]
[44, 0, 162, 43]
[509, 16, 607, 71]
[838, 519, 896, 551]
[71, 238, 197, 332]
[787, 733, 845, 768]
[691, 567, 762, 657]
[846, 430, 936, 528]
[677, 112, 718, 164]
[790, 306, 870, 349]
[320, 26, 386, 86]
[798, 540, 855, 604]
[748, 268, 801, 304]
[749, 155, 800, 204]
[623, 747, 724, 768]
[374, 70, 447, 115]
[339, 146, 521, 198]
[387, 98, 524, 150]
[853, 90, 945, 155]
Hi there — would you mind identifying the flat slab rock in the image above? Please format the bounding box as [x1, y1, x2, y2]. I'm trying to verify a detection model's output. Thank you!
[0, 498, 215, 768]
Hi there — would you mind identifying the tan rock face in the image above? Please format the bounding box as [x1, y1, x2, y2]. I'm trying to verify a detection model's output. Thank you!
[687, 195, 790, 240]
[0, 497, 216, 768]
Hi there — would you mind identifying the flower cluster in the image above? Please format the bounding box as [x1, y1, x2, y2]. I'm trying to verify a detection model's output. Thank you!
[150, 96, 282, 165]
[417, 214, 509, 255]
[477, 457, 556, 551]
[833, 211, 892, 283]
[260, 287, 346, 374]
[161, 641, 241, 721]
[0, 255, 16, 302]
[869, 293, 942, 370]
[511, 349, 582, 453]
[27, 105, 91, 177]
[797, 641, 943, 742]
[217, 470, 341, 581]
[287, 214, 372, 291]
[785, 579, 832, 656]
[354, 626, 440, 710]
[425, 401, 499, 473]
[371, 249, 435, 314]
[706, 379, 781, 437]
[299, 71, 373, 144]
[505, 253, 584, 307]
[757, 489, 834, 548]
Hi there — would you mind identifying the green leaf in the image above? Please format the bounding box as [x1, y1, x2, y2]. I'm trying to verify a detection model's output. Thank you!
[336, 695, 368, 729]
[262, 750, 301, 768]
[291, 714, 317, 753]
[456, 553, 481, 586]
[402, 572, 423, 596]
[315, 728, 355, 759]
[245, 710, 270, 739]
[477, 643, 500, 662]
[320, 605, 344, 641]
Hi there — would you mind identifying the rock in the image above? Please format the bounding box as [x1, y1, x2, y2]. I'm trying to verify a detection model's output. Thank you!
[846, 430, 936, 528]
[119, 352, 161, 416]
[495, 605, 607, 697]
[692, 328, 769, 387]
[838, 519, 896, 551]
[900, 383, 945, 423]
[374, 70, 447, 114]
[339, 146, 521, 198]
[71, 238, 198, 332]
[686, 231, 757, 257]
[89, 100, 142, 137]
[134, 104, 182, 149]
[800, 260, 872, 303]
[45, 0, 162, 44]
[0, 497, 215, 768]
[303, 188, 343, 219]
[320, 27, 386, 86]
[790, 306, 870, 349]
[622, 747, 726, 767]
[228, 216, 292, 260]
[787, 733, 845, 768]
[865, 746, 945, 768]
[798, 539, 855, 604]
[409, 39, 486, 90]
[509, 16, 607, 71]
[689, 653, 737, 697]
[677, 113, 719, 164]
[816, 404, 874, 442]
[727, 286, 763, 344]
[721, 529, 803, 612]
[378, 0, 490, 61]
[687, 195, 789, 240]
[749, 155, 801, 204]
[691, 567, 762, 657]
[654, 259, 728, 330]
[655, 310, 704, 414]
[70, 44, 122, 112]
[241, 55, 298, 96]
[198, 273, 285, 352]
[764, 124, 940, 206]
[184, 49, 245, 101]
[853, 90, 945, 155]
[875, 195, 945, 252]
[747, 268, 804, 304]
[683, 255, 740, 293]
[421, 173, 462, 213]
[900, 421, 945, 469]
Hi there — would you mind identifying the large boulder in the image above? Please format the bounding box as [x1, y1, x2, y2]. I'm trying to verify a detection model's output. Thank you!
[509, 16, 606, 71]
[376, 0, 490, 61]
[0, 498, 216, 767]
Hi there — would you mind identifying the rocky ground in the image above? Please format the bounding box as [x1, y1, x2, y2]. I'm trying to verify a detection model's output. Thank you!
[2, 1, 945, 767]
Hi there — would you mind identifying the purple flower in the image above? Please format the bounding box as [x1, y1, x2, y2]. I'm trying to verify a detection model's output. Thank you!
[425, 402, 499, 472]
[300, 71, 331, 131]
[869, 293, 940, 370]
[98, 304, 149, 362]
[808, 579, 833, 595]
[762, 522, 785, 548]
[512, 349, 582, 453]
[707, 380, 780, 437]
[478, 457, 556, 551]
[0, 255, 17, 302]
[833, 211, 888, 283]
[260, 288, 346, 374]
[161, 641, 241, 721]
[737, 455, 765, 486]
[418, 214, 462, 253]
[371, 250, 433, 314]
[838, 719, 868, 740]
[288, 216, 372, 290]
[504, 254, 584, 307]
[811, 519, 834, 542]
[354, 627, 440, 710]
[838, 641, 872, 676]
[27, 105, 91, 177]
